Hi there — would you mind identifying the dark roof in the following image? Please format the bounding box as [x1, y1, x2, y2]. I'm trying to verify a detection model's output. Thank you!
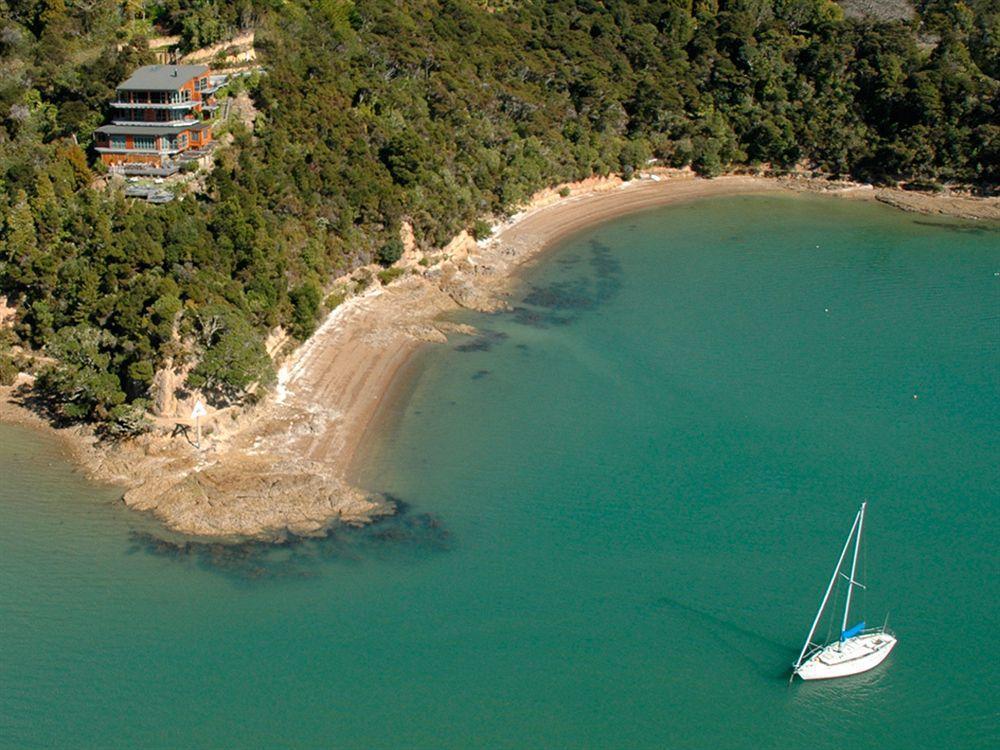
[96, 125, 192, 136]
[117, 65, 209, 91]
[188, 121, 212, 131]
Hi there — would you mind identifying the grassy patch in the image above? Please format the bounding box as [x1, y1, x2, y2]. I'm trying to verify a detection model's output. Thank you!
[324, 288, 348, 311]
[377, 267, 406, 285]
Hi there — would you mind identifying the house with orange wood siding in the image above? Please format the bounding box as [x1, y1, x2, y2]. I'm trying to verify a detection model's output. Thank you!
[95, 65, 216, 174]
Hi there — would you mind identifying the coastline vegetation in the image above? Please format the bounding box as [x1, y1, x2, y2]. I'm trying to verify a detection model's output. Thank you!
[0, 0, 997, 432]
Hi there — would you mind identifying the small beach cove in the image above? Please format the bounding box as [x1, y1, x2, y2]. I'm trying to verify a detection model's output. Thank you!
[2, 172, 997, 541]
[2, 193, 997, 748]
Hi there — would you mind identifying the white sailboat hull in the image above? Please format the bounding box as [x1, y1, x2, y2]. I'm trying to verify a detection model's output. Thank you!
[795, 631, 897, 680]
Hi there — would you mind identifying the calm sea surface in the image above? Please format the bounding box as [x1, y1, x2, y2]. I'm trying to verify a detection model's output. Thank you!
[1, 195, 997, 749]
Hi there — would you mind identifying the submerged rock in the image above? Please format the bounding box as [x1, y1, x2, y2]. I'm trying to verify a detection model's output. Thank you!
[129, 494, 451, 580]
[454, 330, 508, 352]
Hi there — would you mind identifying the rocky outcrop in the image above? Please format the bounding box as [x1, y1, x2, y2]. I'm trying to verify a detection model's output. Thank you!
[0, 295, 16, 328]
[123, 456, 391, 538]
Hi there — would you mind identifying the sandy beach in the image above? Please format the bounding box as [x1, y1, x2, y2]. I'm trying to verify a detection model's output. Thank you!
[1, 172, 997, 539]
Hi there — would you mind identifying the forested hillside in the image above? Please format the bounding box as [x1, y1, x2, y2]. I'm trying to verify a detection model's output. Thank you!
[0, 0, 997, 433]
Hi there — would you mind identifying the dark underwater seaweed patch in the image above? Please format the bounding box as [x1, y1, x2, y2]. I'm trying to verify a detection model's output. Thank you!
[508, 238, 622, 329]
[588, 241, 622, 304]
[506, 306, 572, 328]
[523, 280, 594, 310]
[471, 369, 490, 380]
[128, 495, 452, 581]
[588, 239, 621, 277]
[367, 511, 451, 550]
[912, 220, 994, 235]
[454, 330, 509, 352]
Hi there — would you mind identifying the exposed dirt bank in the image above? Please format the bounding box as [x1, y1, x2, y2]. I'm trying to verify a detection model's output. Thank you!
[2, 172, 996, 539]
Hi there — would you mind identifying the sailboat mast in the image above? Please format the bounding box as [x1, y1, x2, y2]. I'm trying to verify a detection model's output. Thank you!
[793, 508, 862, 670]
[841, 501, 866, 634]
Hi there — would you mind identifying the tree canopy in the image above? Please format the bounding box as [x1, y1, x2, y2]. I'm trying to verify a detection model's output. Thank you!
[0, 0, 996, 430]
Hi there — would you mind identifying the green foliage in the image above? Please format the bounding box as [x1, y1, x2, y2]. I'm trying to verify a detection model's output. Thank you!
[186, 306, 275, 404]
[325, 289, 348, 310]
[35, 325, 126, 421]
[353, 273, 373, 293]
[471, 219, 493, 241]
[128, 360, 155, 387]
[289, 280, 322, 340]
[102, 401, 153, 438]
[0, 356, 16, 386]
[151, 0, 256, 52]
[0, 334, 17, 386]
[375, 239, 404, 267]
[0, 0, 996, 431]
[376, 266, 405, 285]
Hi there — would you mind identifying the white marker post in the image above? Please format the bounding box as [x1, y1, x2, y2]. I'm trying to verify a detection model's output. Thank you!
[191, 399, 207, 449]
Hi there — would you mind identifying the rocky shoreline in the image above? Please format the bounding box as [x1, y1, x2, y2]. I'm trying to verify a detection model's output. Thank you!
[1, 171, 996, 541]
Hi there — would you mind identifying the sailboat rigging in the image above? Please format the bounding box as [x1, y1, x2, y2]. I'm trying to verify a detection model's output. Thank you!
[791, 501, 897, 681]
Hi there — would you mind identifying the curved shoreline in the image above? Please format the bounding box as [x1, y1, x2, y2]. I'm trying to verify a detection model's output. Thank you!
[2, 173, 997, 540]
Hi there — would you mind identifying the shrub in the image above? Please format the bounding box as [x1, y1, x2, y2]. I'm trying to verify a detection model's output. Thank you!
[377, 267, 405, 285]
[471, 219, 493, 240]
[619, 139, 652, 175]
[325, 291, 347, 310]
[289, 280, 322, 339]
[354, 273, 372, 293]
[375, 238, 404, 267]
[904, 180, 945, 193]
[0, 353, 17, 385]
[692, 139, 724, 178]
[102, 402, 152, 439]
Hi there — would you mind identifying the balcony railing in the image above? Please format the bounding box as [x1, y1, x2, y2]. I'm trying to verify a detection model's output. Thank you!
[111, 101, 197, 110]
[109, 116, 195, 127]
[95, 145, 184, 156]
[113, 90, 194, 106]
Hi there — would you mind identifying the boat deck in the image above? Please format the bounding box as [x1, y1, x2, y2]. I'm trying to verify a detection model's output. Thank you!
[814, 632, 892, 666]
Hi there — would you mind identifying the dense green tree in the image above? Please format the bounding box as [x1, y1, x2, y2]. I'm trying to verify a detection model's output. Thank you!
[35, 324, 126, 421]
[289, 280, 322, 340]
[375, 238, 404, 268]
[186, 305, 275, 403]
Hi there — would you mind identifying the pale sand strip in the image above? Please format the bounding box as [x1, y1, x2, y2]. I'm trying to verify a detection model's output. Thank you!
[2, 173, 996, 538]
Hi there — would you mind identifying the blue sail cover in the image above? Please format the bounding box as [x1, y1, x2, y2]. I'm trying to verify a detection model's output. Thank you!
[841, 621, 866, 641]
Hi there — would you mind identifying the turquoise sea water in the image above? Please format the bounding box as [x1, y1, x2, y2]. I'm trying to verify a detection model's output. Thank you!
[1, 195, 997, 749]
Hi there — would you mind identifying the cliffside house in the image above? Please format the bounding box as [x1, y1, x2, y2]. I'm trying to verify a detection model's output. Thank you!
[95, 64, 216, 175]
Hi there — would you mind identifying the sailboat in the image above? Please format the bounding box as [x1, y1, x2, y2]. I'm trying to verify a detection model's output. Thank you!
[791, 501, 897, 681]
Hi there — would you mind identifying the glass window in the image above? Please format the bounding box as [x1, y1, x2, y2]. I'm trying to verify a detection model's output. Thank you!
[134, 135, 155, 150]
[110, 135, 126, 149]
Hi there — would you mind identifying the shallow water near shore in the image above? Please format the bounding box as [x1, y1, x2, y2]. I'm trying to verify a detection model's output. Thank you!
[2, 195, 998, 748]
